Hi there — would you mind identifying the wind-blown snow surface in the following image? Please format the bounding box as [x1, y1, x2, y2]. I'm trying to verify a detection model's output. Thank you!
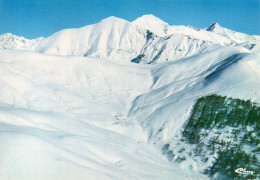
[0, 50, 210, 180]
[0, 44, 260, 179]
[0, 15, 260, 179]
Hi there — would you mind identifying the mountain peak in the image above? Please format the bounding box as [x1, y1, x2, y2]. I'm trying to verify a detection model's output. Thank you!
[206, 22, 221, 31]
[133, 14, 167, 24]
[1, 33, 16, 38]
[100, 16, 128, 23]
[132, 14, 169, 36]
[0, 33, 27, 41]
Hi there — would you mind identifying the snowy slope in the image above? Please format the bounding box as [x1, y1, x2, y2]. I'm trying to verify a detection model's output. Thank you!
[0, 42, 260, 179]
[1, 15, 259, 63]
[34, 17, 147, 60]
[127, 45, 260, 176]
[0, 49, 210, 180]
[128, 45, 260, 144]
[0, 14, 260, 180]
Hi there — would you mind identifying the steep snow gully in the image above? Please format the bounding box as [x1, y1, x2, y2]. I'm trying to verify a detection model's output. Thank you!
[0, 15, 259, 179]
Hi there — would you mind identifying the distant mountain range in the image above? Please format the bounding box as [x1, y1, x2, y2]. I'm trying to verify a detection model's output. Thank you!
[1, 15, 259, 63]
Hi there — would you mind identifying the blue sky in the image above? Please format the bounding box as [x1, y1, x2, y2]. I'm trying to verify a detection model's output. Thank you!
[0, 0, 259, 38]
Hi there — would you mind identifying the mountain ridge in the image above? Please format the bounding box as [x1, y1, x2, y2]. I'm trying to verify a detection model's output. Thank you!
[1, 15, 259, 63]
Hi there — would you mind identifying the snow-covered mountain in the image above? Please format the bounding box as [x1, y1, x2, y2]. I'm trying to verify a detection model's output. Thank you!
[0, 33, 43, 50]
[1, 15, 259, 63]
[0, 15, 259, 179]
